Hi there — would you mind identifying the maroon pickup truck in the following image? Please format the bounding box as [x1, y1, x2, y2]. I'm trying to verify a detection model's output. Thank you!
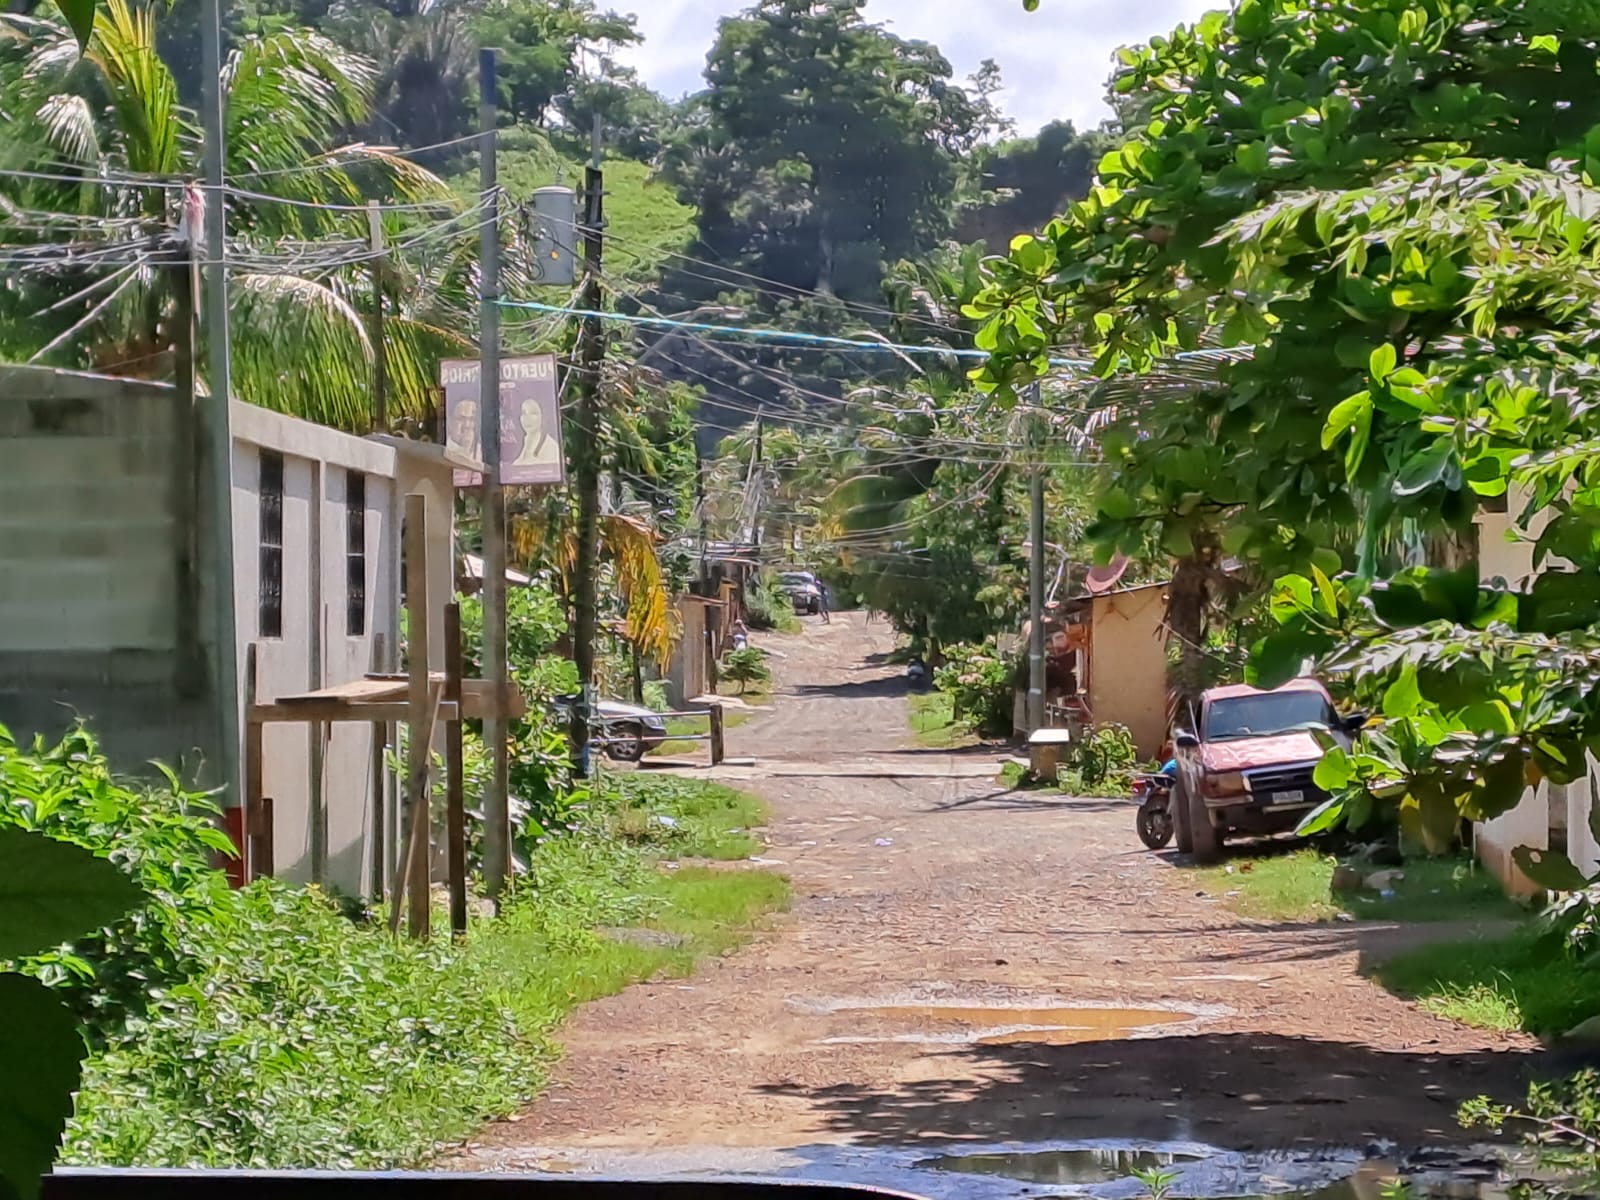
[1172, 678, 1364, 864]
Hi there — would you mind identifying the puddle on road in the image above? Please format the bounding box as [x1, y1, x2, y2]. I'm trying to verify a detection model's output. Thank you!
[915, 1145, 1515, 1200]
[819, 1001, 1196, 1046]
[921, 1147, 1203, 1185]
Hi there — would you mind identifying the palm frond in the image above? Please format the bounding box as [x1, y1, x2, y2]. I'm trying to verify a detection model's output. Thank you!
[37, 92, 99, 168]
[87, 0, 179, 176]
[229, 272, 372, 428]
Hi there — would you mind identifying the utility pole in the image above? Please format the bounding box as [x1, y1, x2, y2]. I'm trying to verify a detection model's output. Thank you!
[201, 0, 241, 807]
[570, 116, 606, 772]
[1027, 385, 1046, 734]
[367, 200, 388, 433]
[478, 47, 512, 898]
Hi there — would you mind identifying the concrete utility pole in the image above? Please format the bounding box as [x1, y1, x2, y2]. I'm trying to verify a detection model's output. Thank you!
[200, 0, 241, 805]
[1027, 384, 1046, 734]
[367, 200, 388, 433]
[570, 116, 606, 772]
[478, 47, 512, 898]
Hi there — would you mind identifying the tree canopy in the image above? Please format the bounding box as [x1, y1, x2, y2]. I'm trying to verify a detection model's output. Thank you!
[973, 0, 1600, 852]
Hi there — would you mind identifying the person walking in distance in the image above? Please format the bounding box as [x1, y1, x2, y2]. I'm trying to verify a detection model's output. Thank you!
[818, 581, 831, 624]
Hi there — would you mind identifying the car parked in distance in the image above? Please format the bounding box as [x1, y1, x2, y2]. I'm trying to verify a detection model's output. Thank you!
[777, 570, 821, 615]
[553, 695, 668, 761]
[1172, 678, 1365, 863]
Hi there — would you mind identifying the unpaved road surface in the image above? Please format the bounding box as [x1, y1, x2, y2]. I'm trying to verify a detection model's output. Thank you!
[462, 615, 1558, 1189]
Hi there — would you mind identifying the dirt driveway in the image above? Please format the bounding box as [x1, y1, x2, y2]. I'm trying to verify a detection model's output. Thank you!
[462, 614, 1553, 1183]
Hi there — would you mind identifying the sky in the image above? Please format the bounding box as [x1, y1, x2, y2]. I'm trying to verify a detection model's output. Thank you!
[614, 0, 1216, 136]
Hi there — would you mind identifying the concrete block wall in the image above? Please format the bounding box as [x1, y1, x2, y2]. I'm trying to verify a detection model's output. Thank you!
[0, 368, 215, 777]
[0, 374, 179, 653]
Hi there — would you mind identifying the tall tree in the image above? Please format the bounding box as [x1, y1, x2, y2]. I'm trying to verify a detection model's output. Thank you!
[661, 0, 987, 302]
[974, 0, 1600, 838]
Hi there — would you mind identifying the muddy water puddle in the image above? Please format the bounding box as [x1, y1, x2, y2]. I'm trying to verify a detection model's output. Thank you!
[916, 1145, 1512, 1200]
[814, 1000, 1199, 1046]
[921, 1146, 1203, 1185]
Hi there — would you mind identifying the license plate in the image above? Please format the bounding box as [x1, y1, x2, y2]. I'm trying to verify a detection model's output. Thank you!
[1268, 789, 1305, 807]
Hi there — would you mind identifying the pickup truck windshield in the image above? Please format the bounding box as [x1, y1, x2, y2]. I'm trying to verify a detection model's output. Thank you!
[1204, 691, 1333, 741]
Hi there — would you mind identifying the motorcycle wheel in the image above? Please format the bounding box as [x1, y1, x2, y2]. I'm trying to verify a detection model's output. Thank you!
[1136, 798, 1175, 850]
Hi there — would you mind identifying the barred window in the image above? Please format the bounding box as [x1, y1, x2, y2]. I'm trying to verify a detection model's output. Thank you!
[346, 471, 367, 637]
[258, 451, 284, 639]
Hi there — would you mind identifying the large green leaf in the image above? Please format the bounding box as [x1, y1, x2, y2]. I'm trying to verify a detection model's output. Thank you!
[1511, 844, 1592, 892]
[0, 828, 142, 959]
[0, 974, 83, 1200]
[54, 0, 94, 47]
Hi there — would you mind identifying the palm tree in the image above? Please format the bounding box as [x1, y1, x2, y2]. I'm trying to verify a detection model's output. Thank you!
[0, 0, 471, 427]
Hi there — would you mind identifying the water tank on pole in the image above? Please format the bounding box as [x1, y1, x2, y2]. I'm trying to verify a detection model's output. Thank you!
[529, 186, 577, 286]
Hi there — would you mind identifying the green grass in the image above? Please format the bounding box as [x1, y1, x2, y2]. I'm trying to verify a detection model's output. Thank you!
[1194, 848, 1521, 923]
[612, 772, 768, 859]
[64, 772, 785, 1169]
[448, 127, 695, 283]
[1374, 929, 1600, 1036]
[909, 690, 977, 749]
[479, 866, 790, 1039]
[648, 707, 755, 758]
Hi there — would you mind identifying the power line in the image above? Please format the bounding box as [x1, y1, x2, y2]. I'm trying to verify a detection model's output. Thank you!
[498, 297, 1096, 367]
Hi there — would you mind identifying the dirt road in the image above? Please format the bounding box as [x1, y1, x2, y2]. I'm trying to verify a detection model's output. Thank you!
[462, 615, 1553, 1192]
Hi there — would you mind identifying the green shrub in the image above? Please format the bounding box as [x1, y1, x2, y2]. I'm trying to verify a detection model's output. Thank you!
[0, 723, 235, 1047]
[720, 646, 771, 694]
[744, 576, 800, 633]
[1057, 723, 1139, 797]
[934, 642, 1015, 737]
[64, 882, 537, 1168]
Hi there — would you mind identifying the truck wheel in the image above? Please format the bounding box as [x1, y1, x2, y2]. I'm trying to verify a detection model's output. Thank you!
[1189, 786, 1222, 864]
[1173, 780, 1194, 855]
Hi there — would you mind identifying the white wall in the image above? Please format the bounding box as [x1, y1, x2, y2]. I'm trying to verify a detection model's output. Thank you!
[1472, 488, 1587, 892]
[231, 404, 435, 898]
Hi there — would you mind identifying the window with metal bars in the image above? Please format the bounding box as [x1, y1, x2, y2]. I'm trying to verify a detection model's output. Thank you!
[346, 470, 366, 637]
[258, 451, 284, 639]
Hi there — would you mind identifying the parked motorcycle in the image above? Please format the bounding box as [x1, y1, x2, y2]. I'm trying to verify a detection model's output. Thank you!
[1133, 772, 1176, 850]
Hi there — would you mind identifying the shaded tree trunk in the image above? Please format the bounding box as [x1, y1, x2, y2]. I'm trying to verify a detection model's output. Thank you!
[1166, 528, 1225, 725]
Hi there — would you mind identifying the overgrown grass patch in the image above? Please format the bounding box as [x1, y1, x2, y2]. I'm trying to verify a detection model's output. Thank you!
[1194, 848, 1520, 923]
[1374, 929, 1600, 1036]
[479, 864, 789, 1042]
[909, 690, 976, 749]
[611, 772, 767, 860]
[63, 769, 784, 1169]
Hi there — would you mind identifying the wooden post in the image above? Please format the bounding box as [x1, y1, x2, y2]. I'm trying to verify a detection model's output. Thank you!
[445, 602, 468, 938]
[243, 642, 264, 883]
[252, 797, 274, 878]
[403, 492, 432, 939]
[369, 632, 388, 904]
[708, 702, 725, 766]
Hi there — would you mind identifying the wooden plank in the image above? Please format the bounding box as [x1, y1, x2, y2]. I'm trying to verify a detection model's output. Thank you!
[251, 700, 461, 724]
[445, 603, 467, 939]
[404, 492, 432, 941]
[243, 642, 263, 885]
[280, 678, 408, 703]
[250, 682, 520, 724]
[387, 687, 442, 937]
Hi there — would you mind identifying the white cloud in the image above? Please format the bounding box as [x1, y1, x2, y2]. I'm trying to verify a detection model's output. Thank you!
[613, 0, 1216, 134]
